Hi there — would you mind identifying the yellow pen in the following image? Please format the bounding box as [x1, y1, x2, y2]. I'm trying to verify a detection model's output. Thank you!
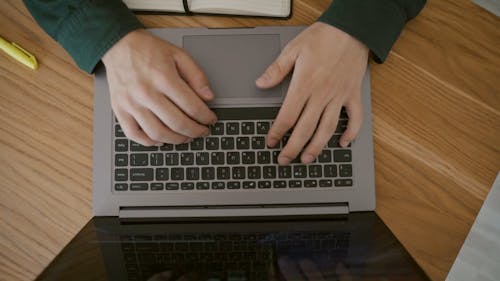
[0, 36, 38, 70]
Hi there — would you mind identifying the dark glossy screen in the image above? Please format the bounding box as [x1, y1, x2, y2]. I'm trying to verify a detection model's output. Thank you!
[36, 213, 430, 281]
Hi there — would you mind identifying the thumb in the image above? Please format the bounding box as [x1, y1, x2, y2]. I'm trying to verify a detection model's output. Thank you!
[256, 46, 297, 89]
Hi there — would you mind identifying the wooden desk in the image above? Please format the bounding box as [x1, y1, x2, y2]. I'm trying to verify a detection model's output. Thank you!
[1, 0, 499, 280]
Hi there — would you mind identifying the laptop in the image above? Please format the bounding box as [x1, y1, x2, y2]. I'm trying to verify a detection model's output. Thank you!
[93, 26, 376, 219]
[35, 26, 431, 281]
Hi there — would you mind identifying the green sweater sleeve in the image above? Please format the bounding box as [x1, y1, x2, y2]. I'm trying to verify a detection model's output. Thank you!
[23, 0, 143, 73]
[318, 0, 426, 63]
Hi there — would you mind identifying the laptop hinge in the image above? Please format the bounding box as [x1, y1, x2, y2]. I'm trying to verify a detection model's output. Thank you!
[119, 203, 349, 219]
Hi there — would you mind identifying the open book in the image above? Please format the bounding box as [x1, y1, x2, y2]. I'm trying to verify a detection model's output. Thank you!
[123, 0, 292, 18]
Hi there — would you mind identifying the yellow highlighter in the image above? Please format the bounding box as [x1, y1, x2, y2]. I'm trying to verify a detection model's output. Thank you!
[0, 36, 38, 70]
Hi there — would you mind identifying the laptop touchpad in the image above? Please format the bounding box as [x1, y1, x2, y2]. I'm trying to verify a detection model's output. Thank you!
[183, 34, 284, 106]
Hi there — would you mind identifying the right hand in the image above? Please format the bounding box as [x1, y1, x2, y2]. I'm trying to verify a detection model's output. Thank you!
[102, 29, 217, 146]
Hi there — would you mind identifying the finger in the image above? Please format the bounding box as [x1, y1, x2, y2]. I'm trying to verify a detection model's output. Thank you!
[266, 66, 310, 148]
[142, 94, 210, 138]
[114, 109, 156, 146]
[339, 97, 363, 147]
[279, 99, 323, 165]
[174, 51, 214, 101]
[299, 259, 325, 281]
[157, 72, 217, 126]
[256, 44, 298, 89]
[302, 102, 341, 163]
[132, 106, 189, 144]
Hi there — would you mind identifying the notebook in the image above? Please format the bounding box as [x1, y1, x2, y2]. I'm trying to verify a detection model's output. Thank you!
[123, 0, 292, 18]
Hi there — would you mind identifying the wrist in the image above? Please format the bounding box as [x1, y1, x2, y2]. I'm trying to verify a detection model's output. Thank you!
[102, 28, 145, 66]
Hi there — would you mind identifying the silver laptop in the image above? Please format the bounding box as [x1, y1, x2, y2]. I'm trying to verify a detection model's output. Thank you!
[93, 26, 375, 219]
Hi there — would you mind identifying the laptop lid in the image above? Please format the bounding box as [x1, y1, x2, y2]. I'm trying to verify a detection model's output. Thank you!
[35, 213, 430, 281]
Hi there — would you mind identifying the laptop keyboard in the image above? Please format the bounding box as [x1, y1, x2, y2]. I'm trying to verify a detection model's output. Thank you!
[121, 230, 350, 281]
[113, 108, 353, 192]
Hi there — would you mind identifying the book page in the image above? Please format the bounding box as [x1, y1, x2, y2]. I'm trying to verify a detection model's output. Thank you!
[190, 0, 290, 17]
[123, 0, 184, 12]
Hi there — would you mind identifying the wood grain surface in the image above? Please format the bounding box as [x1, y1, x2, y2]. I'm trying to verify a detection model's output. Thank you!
[0, 0, 499, 280]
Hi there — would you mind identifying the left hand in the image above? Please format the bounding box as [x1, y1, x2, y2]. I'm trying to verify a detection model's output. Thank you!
[256, 22, 369, 165]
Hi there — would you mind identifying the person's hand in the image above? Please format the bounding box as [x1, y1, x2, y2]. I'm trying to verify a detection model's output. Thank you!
[102, 29, 217, 146]
[256, 22, 369, 165]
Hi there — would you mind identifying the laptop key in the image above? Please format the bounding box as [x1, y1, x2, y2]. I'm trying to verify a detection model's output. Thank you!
[212, 182, 225, 190]
[181, 182, 194, 190]
[181, 153, 194, 165]
[273, 181, 287, 188]
[293, 165, 307, 178]
[242, 151, 256, 164]
[272, 151, 280, 164]
[155, 168, 169, 181]
[130, 153, 148, 166]
[227, 152, 240, 164]
[165, 153, 179, 166]
[115, 139, 128, 152]
[186, 167, 200, 180]
[243, 181, 256, 189]
[324, 165, 337, 177]
[190, 138, 204, 150]
[232, 166, 245, 179]
[196, 182, 210, 190]
[256, 121, 270, 134]
[257, 151, 271, 164]
[202, 167, 215, 180]
[227, 182, 241, 189]
[308, 165, 322, 178]
[206, 137, 219, 150]
[318, 150, 332, 163]
[289, 180, 302, 188]
[211, 152, 225, 165]
[236, 137, 250, 149]
[195, 152, 209, 165]
[130, 168, 153, 181]
[242, 122, 255, 134]
[335, 119, 348, 133]
[115, 183, 128, 191]
[115, 125, 125, 137]
[339, 164, 352, 177]
[217, 167, 230, 180]
[258, 181, 272, 189]
[165, 183, 179, 190]
[221, 137, 235, 150]
[160, 143, 173, 151]
[130, 141, 158, 151]
[171, 167, 184, 181]
[334, 150, 352, 162]
[328, 135, 341, 148]
[130, 183, 148, 191]
[263, 166, 276, 179]
[150, 153, 163, 166]
[150, 183, 163, 190]
[319, 179, 333, 187]
[247, 166, 261, 179]
[304, 180, 318, 188]
[278, 166, 292, 178]
[174, 143, 189, 151]
[115, 169, 128, 181]
[115, 154, 128, 166]
[335, 179, 353, 187]
[226, 122, 239, 135]
[211, 122, 224, 135]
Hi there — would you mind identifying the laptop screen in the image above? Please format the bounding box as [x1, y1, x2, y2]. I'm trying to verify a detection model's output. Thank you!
[36, 213, 430, 281]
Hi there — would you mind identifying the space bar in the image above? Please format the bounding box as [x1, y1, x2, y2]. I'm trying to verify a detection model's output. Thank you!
[212, 107, 279, 120]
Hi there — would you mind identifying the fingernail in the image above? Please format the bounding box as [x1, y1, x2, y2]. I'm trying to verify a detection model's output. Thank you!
[278, 156, 291, 165]
[184, 138, 193, 143]
[302, 154, 314, 163]
[340, 139, 350, 147]
[256, 73, 269, 85]
[199, 86, 213, 99]
[155, 142, 164, 146]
